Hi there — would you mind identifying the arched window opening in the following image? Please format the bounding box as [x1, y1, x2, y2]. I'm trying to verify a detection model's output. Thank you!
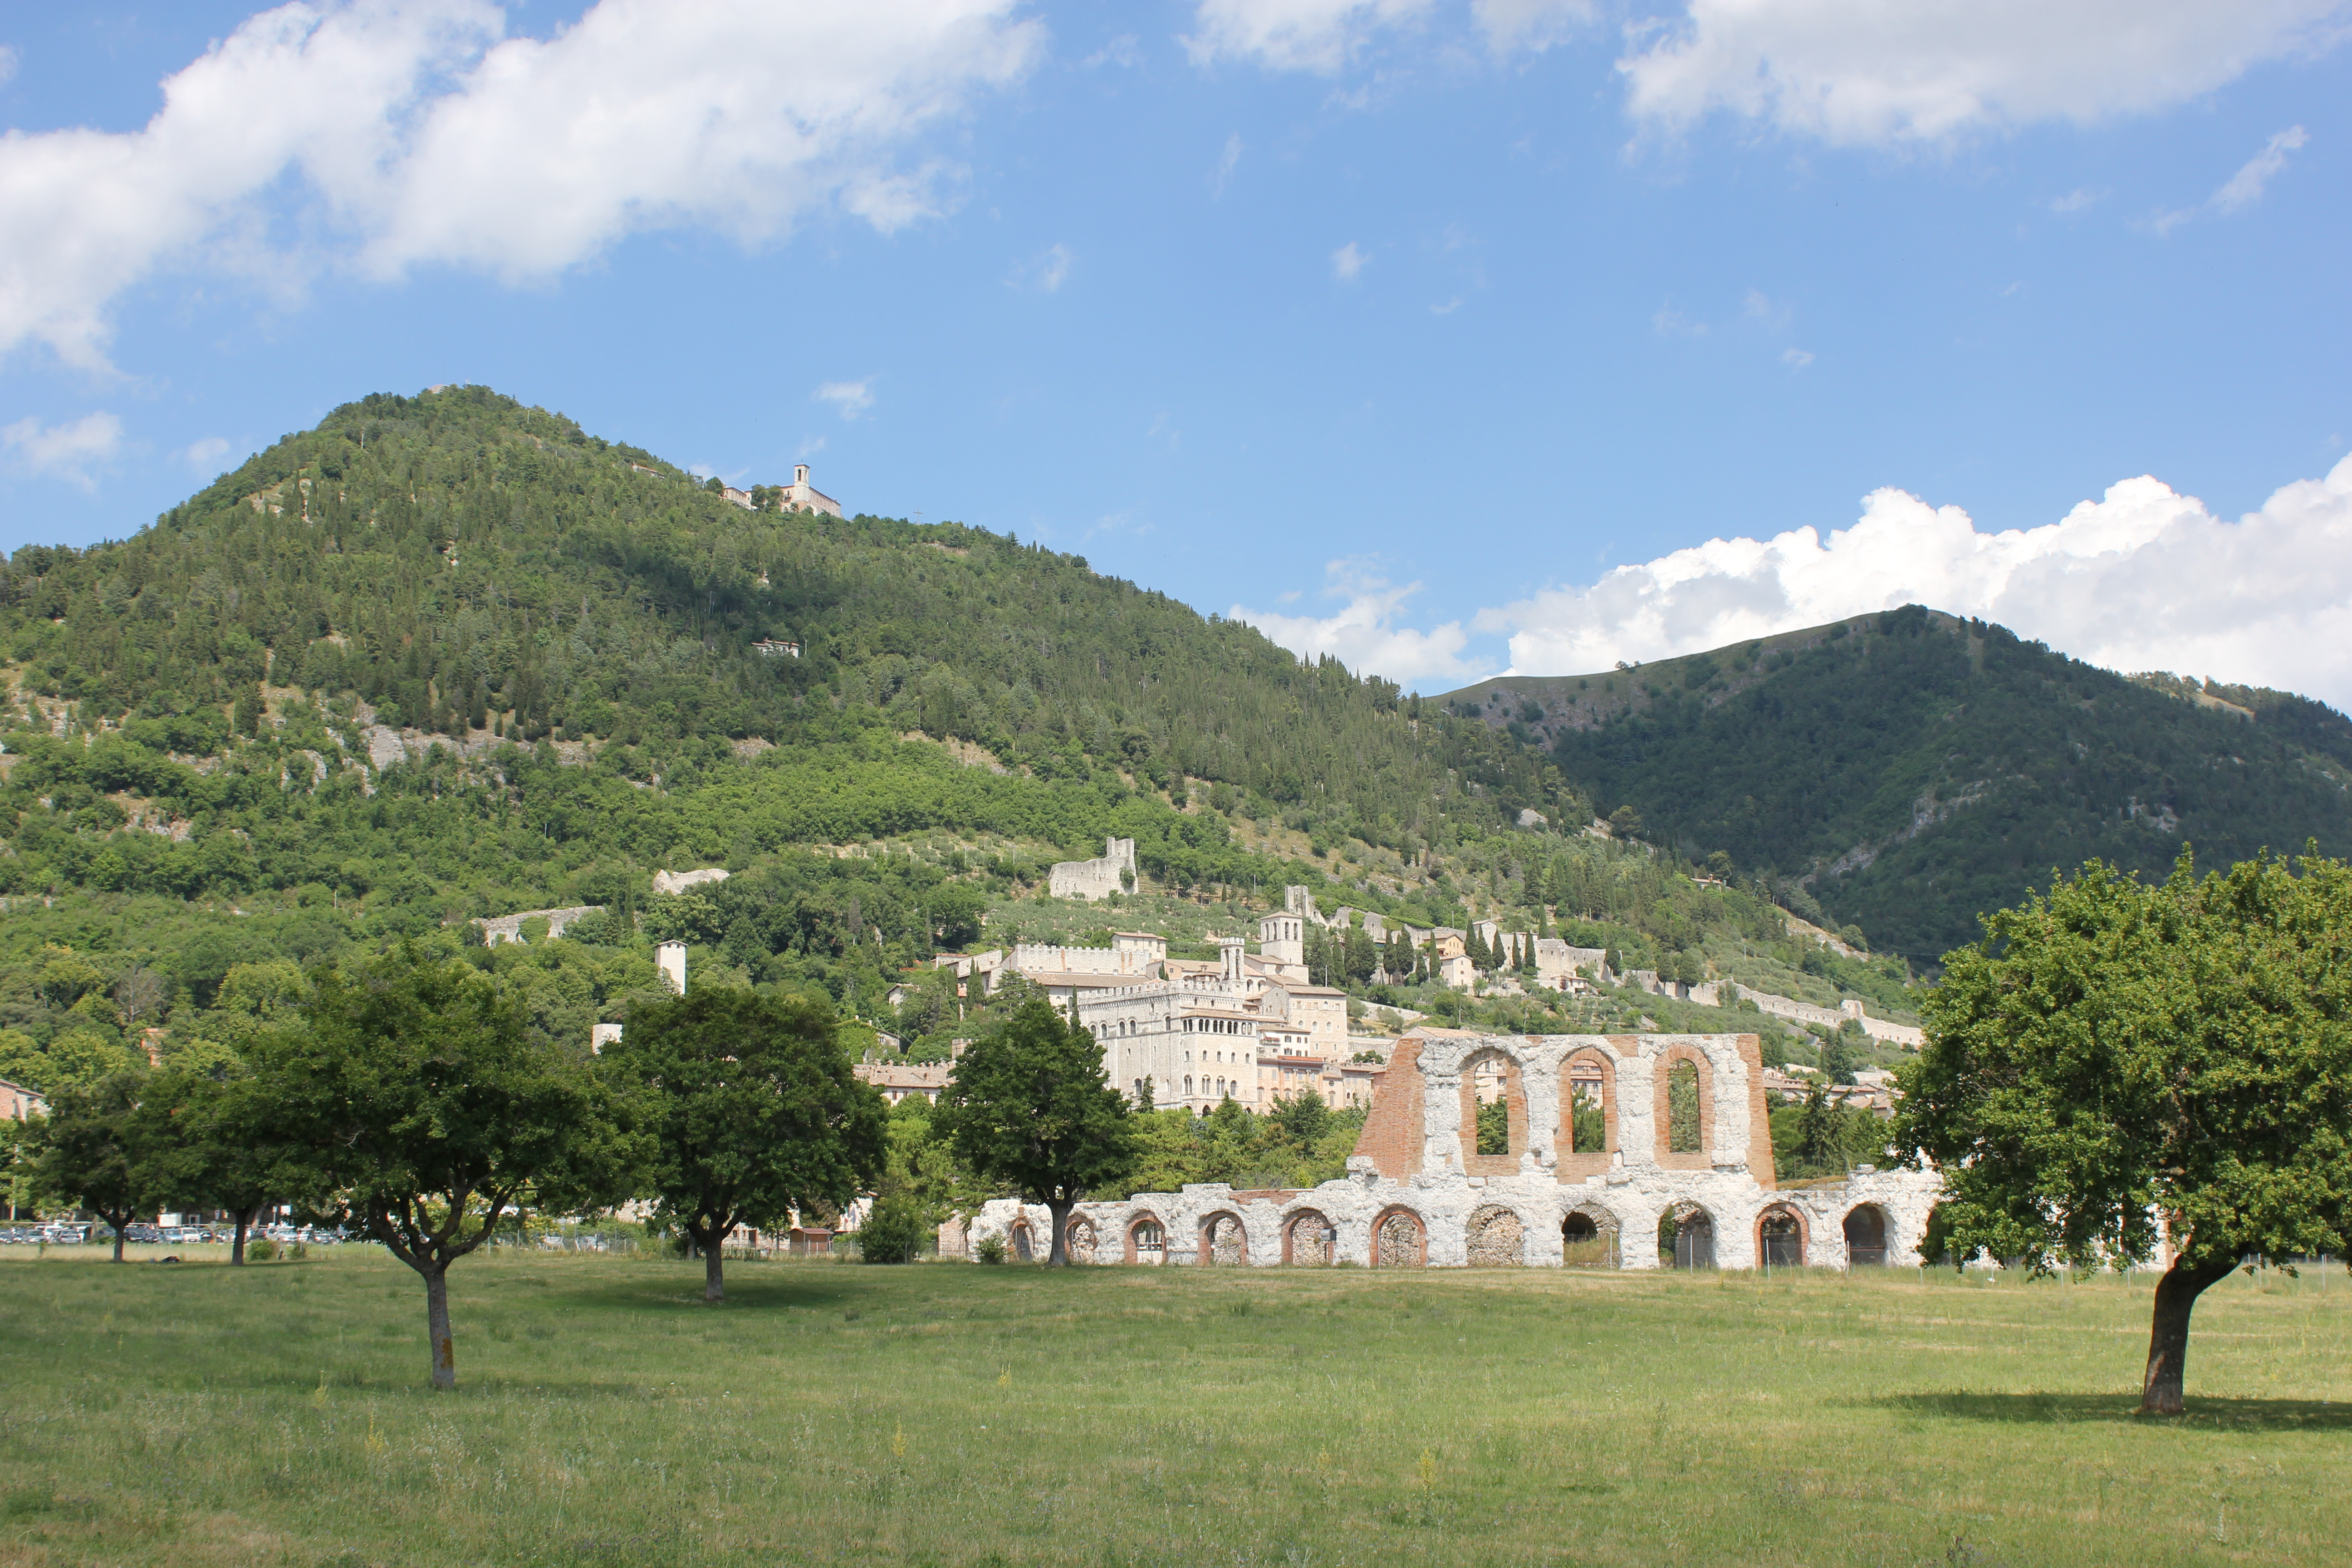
[1373, 1208, 1425, 1267]
[1130, 1217, 1166, 1265]
[1660, 1202, 1714, 1270]
[1459, 1049, 1525, 1168]
[1009, 1221, 1034, 1262]
[1666, 1059, 1702, 1153]
[1561, 1210, 1617, 1268]
[1466, 1205, 1524, 1267]
[1759, 1206, 1803, 1268]
[1286, 1210, 1336, 1265]
[1066, 1216, 1098, 1265]
[1843, 1205, 1888, 1267]
[1201, 1213, 1246, 1265]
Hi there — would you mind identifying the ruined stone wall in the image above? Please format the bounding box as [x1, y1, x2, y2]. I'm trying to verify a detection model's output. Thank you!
[474, 905, 604, 945]
[969, 1024, 1940, 1271]
[1048, 837, 1136, 902]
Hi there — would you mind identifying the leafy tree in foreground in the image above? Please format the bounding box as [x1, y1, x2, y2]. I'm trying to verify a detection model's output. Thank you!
[31, 1067, 161, 1262]
[605, 987, 885, 1301]
[255, 947, 642, 1388]
[935, 996, 1132, 1267]
[144, 1066, 302, 1266]
[1900, 851, 2352, 1415]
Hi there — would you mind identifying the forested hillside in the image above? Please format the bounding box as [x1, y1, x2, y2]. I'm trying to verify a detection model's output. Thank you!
[0, 386, 1608, 1093]
[1443, 606, 2352, 958]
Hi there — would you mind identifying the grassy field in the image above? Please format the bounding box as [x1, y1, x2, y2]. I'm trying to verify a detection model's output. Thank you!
[1, 1247, 2346, 1567]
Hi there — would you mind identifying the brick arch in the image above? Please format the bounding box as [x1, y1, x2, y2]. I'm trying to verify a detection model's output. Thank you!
[1197, 1210, 1249, 1265]
[1065, 1214, 1100, 1265]
[1465, 1203, 1527, 1267]
[1371, 1205, 1426, 1267]
[1457, 1045, 1527, 1176]
[1561, 1202, 1620, 1267]
[1651, 1043, 1714, 1168]
[1124, 1211, 1168, 1265]
[1557, 1046, 1618, 1179]
[1755, 1202, 1808, 1268]
[1282, 1208, 1337, 1265]
[1661, 1200, 1717, 1270]
[1008, 1219, 1035, 1262]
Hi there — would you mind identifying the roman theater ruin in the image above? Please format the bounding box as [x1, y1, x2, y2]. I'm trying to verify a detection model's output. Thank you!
[973, 1027, 1942, 1269]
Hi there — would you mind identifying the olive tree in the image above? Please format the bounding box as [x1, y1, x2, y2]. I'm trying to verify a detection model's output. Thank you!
[603, 987, 885, 1300]
[253, 947, 643, 1389]
[1899, 851, 2352, 1415]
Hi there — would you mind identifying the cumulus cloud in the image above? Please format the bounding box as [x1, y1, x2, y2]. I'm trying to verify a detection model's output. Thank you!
[1331, 240, 1368, 281]
[1473, 0, 1593, 53]
[1234, 563, 1488, 689]
[0, 0, 1043, 369]
[1184, 0, 1434, 72]
[1470, 455, 2352, 707]
[813, 379, 875, 419]
[1618, 0, 2349, 146]
[2, 411, 125, 489]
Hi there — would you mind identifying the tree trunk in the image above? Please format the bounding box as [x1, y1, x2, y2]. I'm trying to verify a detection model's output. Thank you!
[231, 1210, 252, 1267]
[2140, 1259, 2236, 1415]
[424, 1264, 457, 1390]
[108, 1213, 127, 1263]
[1046, 1197, 1073, 1267]
[704, 1239, 726, 1302]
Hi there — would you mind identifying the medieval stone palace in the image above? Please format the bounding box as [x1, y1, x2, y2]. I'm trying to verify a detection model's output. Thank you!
[975, 1024, 1942, 1269]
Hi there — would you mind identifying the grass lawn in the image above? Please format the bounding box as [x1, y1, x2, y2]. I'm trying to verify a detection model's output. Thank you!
[2, 1247, 2347, 1567]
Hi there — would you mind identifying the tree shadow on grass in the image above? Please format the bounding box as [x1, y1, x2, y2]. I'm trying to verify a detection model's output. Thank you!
[1872, 1392, 2352, 1431]
[547, 1271, 870, 1313]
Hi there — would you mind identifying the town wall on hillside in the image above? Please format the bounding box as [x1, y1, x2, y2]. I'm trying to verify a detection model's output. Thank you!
[1049, 838, 1136, 901]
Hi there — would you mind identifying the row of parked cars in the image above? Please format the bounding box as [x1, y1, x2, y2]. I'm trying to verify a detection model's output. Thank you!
[0, 1222, 352, 1246]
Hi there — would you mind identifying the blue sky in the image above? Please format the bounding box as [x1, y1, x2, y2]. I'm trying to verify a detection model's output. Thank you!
[2, 0, 2349, 699]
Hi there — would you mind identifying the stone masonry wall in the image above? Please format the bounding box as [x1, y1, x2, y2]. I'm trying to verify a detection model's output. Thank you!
[1049, 837, 1137, 902]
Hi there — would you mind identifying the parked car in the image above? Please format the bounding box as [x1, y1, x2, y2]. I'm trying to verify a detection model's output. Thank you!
[125, 1224, 163, 1245]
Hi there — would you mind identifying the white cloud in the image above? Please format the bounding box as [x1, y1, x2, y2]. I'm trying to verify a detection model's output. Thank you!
[1234, 562, 1488, 688]
[1618, 0, 2350, 146]
[1210, 131, 1244, 195]
[1010, 241, 1071, 292]
[1473, 0, 1593, 54]
[1184, 0, 1434, 73]
[1080, 34, 1141, 69]
[1651, 300, 1706, 337]
[814, 379, 875, 419]
[1781, 346, 1813, 368]
[1470, 454, 2352, 708]
[0, 0, 1043, 369]
[2153, 125, 2312, 234]
[2050, 186, 2104, 214]
[1331, 240, 1367, 281]
[2, 411, 124, 489]
[181, 435, 235, 472]
[2213, 124, 2310, 212]
[0, 46, 19, 87]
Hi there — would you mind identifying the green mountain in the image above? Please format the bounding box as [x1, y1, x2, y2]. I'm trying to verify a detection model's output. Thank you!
[0, 386, 1620, 1088]
[1440, 605, 2352, 959]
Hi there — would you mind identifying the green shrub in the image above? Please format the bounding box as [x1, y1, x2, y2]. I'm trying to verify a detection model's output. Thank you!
[246, 1236, 276, 1261]
[974, 1235, 1007, 1265]
[858, 1194, 928, 1265]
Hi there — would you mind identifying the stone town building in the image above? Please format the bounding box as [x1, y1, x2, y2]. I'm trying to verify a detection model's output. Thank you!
[1, 1077, 46, 1122]
[472, 905, 603, 945]
[975, 1024, 1942, 1270]
[855, 1057, 955, 1106]
[1048, 837, 1137, 902]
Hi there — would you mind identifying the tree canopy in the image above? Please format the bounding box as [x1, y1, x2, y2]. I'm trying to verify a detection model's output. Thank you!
[935, 996, 1132, 1266]
[1899, 849, 2352, 1413]
[604, 987, 885, 1299]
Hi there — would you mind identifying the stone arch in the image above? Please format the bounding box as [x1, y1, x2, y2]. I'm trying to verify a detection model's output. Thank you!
[1465, 1204, 1526, 1267]
[1009, 1220, 1034, 1262]
[1458, 1044, 1528, 1176]
[1065, 1215, 1099, 1265]
[1198, 1210, 1249, 1266]
[1125, 1211, 1167, 1265]
[1756, 1203, 1807, 1268]
[1653, 1044, 1712, 1165]
[1561, 1204, 1620, 1268]
[1660, 1200, 1716, 1270]
[1558, 1047, 1616, 1176]
[1372, 1206, 1426, 1267]
[1842, 1203, 1889, 1267]
[1283, 1209, 1338, 1265]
